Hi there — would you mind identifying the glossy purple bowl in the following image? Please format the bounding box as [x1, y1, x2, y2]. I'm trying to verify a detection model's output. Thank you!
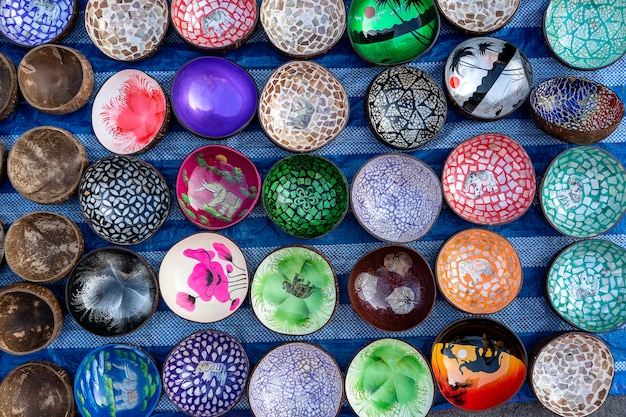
[171, 57, 258, 139]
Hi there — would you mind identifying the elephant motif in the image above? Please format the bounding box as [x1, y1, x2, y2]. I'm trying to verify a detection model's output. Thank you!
[286, 96, 315, 129]
[463, 170, 497, 198]
[27, 0, 60, 25]
[458, 258, 495, 284]
[194, 361, 227, 385]
[556, 175, 583, 210]
[201, 9, 234, 37]
[199, 179, 242, 219]
[112, 363, 139, 410]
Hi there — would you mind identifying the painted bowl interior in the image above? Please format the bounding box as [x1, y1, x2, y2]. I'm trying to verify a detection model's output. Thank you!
[176, 145, 261, 230]
[543, 0, 626, 70]
[431, 318, 527, 411]
[351, 153, 442, 243]
[345, 338, 434, 417]
[435, 0, 520, 34]
[171, 0, 258, 51]
[74, 344, 162, 417]
[171, 57, 257, 139]
[529, 77, 624, 144]
[66, 247, 158, 337]
[436, 228, 522, 314]
[159, 232, 249, 323]
[251, 246, 338, 335]
[92, 69, 168, 154]
[262, 155, 349, 239]
[540, 146, 626, 238]
[0, 0, 77, 47]
[442, 133, 536, 225]
[248, 342, 343, 417]
[546, 239, 626, 333]
[348, 245, 436, 332]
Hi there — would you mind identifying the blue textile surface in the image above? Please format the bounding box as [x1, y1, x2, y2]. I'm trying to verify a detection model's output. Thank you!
[1, 0, 625, 415]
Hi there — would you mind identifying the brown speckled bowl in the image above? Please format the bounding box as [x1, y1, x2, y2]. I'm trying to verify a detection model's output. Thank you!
[0, 283, 64, 355]
[5, 212, 84, 283]
[0, 51, 18, 122]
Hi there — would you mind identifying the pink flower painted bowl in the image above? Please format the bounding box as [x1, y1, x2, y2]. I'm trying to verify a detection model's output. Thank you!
[92, 69, 169, 155]
[159, 233, 249, 323]
[176, 145, 260, 230]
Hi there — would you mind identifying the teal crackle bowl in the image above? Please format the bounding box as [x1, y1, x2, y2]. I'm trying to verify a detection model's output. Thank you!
[262, 155, 349, 239]
[540, 146, 626, 238]
[546, 239, 626, 332]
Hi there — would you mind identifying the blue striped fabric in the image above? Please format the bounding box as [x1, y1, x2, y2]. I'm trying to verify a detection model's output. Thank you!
[1, 0, 625, 415]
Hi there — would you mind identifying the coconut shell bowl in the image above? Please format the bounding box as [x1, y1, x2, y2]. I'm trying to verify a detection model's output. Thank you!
[0, 51, 18, 123]
[176, 145, 260, 230]
[435, 0, 520, 35]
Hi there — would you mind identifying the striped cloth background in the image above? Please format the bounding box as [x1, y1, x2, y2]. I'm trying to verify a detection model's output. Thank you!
[1, 0, 625, 415]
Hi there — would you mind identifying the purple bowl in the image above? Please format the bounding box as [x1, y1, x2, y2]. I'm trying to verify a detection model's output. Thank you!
[171, 57, 258, 139]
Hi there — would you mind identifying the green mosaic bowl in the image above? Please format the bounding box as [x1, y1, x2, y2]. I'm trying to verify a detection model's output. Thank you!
[546, 239, 626, 332]
[262, 155, 349, 239]
[540, 146, 626, 238]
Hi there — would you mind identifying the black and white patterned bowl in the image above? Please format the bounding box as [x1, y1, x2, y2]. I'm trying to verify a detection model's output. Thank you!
[78, 155, 171, 245]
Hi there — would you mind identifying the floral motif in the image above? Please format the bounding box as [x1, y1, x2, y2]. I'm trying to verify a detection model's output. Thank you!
[293, 186, 321, 211]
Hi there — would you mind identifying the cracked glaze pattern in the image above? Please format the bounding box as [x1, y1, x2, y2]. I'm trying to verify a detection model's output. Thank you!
[435, 0, 520, 34]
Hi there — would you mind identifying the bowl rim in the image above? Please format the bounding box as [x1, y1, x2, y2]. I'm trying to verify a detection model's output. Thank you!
[0, 51, 18, 122]
[434, 0, 521, 35]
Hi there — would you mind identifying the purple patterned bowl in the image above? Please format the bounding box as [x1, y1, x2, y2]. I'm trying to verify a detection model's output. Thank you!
[171, 57, 257, 139]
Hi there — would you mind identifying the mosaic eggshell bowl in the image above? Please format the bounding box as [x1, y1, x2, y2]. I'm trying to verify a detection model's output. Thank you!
[171, 56, 258, 139]
[347, 0, 440, 66]
[0, 52, 18, 122]
[442, 133, 536, 226]
[444, 37, 532, 120]
[529, 77, 625, 145]
[159, 233, 249, 323]
[436, 228, 522, 314]
[365, 65, 447, 150]
[171, 0, 258, 52]
[543, 0, 626, 70]
[435, 0, 520, 35]
[259, 60, 349, 152]
[546, 239, 626, 333]
[248, 342, 343, 417]
[0, 0, 78, 47]
[351, 153, 442, 243]
[260, 0, 346, 58]
[251, 245, 338, 335]
[345, 338, 434, 417]
[85, 0, 169, 61]
[530, 332, 614, 417]
[163, 329, 249, 417]
[539, 146, 626, 238]
[177, 145, 260, 230]
[74, 344, 162, 417]
[262, 154, 349, 239]
[66, 247, 159, 337]
[348, 245, 436, 332]
[431, 317, 527, 411]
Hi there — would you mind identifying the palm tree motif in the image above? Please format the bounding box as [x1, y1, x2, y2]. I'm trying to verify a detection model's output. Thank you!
[373, 0, 436, 45]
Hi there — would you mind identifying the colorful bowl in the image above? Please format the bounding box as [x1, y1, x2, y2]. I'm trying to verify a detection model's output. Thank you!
[345, 338, 434, 417]
[163, 329, 249, 417]
[251, 245, 338, 335]
[159, 232, 249, 323]
[431, 317, 527, 411]
[529, 332, 614, 417]
[262, 154, 349, 239]
[441, 133, 536, 225]
[435, 0, 520, 34]
[248, 342, 343, 417]
[0, 51, 18, 122]
[539, 146, 626, 238]
[78, 155, 171, 245]
[348, 245, 436, 332]
[546, 239, 626, 333]
[66, 247, 159, 337]
[347, 0, 440, 65]
[0, 0, 78, 47]
[176, 145, 260, 230]
[529, 77, 625, 145]
[444, 37, 532, 120]
[436, 228, 522, 314]
[365, 65, 447, 150]
[260, 0, 345, 58]
[258, 60, 349, 152]
[171, 56, 257, 139]
[92, 69, 169, 154]
[543, 0, 626, 70]
[171, 0, 258, 52]
[74, 344, 162, 417]
[351, 153, 442, 243]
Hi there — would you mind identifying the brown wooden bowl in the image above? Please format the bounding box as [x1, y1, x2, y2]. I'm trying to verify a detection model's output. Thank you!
[17, 44, 93, 114]
[0, 51, 18, 122]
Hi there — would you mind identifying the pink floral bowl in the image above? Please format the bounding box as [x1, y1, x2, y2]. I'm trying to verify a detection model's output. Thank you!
[159, 233, 249, 323]
[176, 145, 260, 230]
